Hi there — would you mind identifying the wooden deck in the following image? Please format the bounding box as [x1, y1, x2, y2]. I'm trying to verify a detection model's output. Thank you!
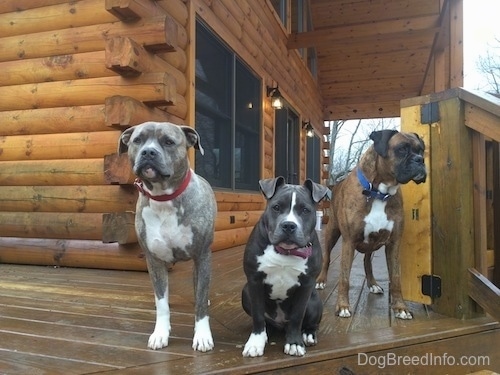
[1, 234, 499, 374]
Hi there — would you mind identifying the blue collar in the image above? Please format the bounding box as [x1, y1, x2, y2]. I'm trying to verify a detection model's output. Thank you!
[356, 168, 391, 201]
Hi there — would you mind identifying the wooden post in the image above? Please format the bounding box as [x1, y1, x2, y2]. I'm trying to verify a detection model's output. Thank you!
[431, 93, 476, 318]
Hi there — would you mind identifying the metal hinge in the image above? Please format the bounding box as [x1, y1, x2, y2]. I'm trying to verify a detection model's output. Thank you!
[421, 274, 442, 298]
[421, 102, 440, 124]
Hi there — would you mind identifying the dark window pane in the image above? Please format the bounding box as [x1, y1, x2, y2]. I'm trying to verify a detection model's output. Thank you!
[307, 134, 321, 183]
[195, 20, 261, 191]
[235, 60, 260, 190]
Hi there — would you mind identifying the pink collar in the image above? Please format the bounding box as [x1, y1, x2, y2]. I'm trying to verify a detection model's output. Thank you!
[134, 169, 192, 202]
[274, 243, 313, 259]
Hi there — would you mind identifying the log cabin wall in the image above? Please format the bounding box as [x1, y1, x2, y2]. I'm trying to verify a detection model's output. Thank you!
[0, 0, 324, 270]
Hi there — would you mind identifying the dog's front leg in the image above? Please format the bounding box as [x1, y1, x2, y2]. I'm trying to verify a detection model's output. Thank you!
[336, 240, 356, 317]
[146, 252, 172, 350]
[192, 250, 214, 352]
[284, 284, 315, 357]
[242, 282, 268, 357]
[385, 241, 412, 320]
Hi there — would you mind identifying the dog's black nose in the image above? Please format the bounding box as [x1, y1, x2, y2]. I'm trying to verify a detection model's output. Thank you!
[141, 148, 158, 159]
[281, 221, 297, 234]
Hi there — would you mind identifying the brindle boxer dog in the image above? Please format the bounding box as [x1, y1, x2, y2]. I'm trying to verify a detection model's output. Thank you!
[316, 130, 426, 319]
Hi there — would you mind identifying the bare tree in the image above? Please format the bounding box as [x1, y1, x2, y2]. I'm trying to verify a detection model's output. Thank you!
[327, 118, 399, 185]
[477, 36, 500, 95]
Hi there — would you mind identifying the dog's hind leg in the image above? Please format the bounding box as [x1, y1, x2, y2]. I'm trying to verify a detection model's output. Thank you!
[192, 248, 214, 352]
[364, 252, 384, 294]
[316, 222, 341, 289]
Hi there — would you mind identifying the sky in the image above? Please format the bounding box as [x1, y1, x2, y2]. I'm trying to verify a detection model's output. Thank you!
[463, 0, 500, 91]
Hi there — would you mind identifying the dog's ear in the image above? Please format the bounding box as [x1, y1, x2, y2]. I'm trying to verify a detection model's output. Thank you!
[412, 132, 426, 151]
[370, 129, 398, 158]
[181, 126, 205, 155]
[259, 176, 286, 199]
[118, 126, 136, 155]
[304, 179, 331, 203]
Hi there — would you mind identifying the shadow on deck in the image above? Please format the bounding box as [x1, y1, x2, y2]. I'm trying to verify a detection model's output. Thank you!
[0, 232, 499, 374]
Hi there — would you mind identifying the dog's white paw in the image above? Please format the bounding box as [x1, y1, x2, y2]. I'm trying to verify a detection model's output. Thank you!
[148, 331, 170, 350]
[394, 309, 413, 320]
[338, 308, 352, 318]
[302, 333, 317, 346]
[369, 285, 384, 294]
[242, 332, 268, 357]
[192, 316, 214, 352]
[284, 343, 306, 356]
[315, 282, 326, 290]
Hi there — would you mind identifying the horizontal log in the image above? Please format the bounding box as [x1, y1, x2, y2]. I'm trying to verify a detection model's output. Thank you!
[0, 159, 106, 186]
[105, 36, 187, 94]
[0, 131, 119, 161]
[0, 51, 114, 87]
[100, 209, 261, 244]
[0, 105, 107, 136]
[102, 212, 137, 244]
[0, 237, 146, 271]
[0, 0, 117, 38]
[156, 0, 188, 27]
[0, 212, 104, 240]
[212, 226, 253, 251]
[0, 73, 176, 111]
[216, 211, 262, 231]
[105, 95, 182, 128]
[0, 16, 176, 62]
[0, 1, 71, 14]
[106, 0, 159, 22]
[0, 185, 137, 213]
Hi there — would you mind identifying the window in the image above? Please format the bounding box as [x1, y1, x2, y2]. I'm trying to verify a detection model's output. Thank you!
[195, 21, 261, 191]
[270, 0, 287, 27]
[306, 134, 321, 183]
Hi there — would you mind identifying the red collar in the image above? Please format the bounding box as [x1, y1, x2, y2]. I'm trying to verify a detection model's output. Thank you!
[134, 169, 192, 202]
[274, 243, 313, 259]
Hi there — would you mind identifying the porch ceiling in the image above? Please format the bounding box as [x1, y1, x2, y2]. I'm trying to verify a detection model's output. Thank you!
[290, 0, 446, 120]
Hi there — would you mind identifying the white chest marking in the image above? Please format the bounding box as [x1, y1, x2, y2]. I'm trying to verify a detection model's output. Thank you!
[141, 201, 193, 262]
[363, 200, 394, 242]
[257, 245, 308, 300]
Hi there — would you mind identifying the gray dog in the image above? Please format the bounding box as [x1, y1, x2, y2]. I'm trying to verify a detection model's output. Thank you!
[118, 121, 217, 352]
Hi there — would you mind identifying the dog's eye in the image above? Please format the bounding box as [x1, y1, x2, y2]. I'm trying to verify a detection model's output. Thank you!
[163, 138, 175, 146]
[301, 207, 311, 214]
[132, 137, 141, 144]
[395, 145, 409, 156]
[272, 204, 280, 212]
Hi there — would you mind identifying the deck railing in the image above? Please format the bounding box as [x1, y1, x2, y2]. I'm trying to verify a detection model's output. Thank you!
[401, 88, 500, 320]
